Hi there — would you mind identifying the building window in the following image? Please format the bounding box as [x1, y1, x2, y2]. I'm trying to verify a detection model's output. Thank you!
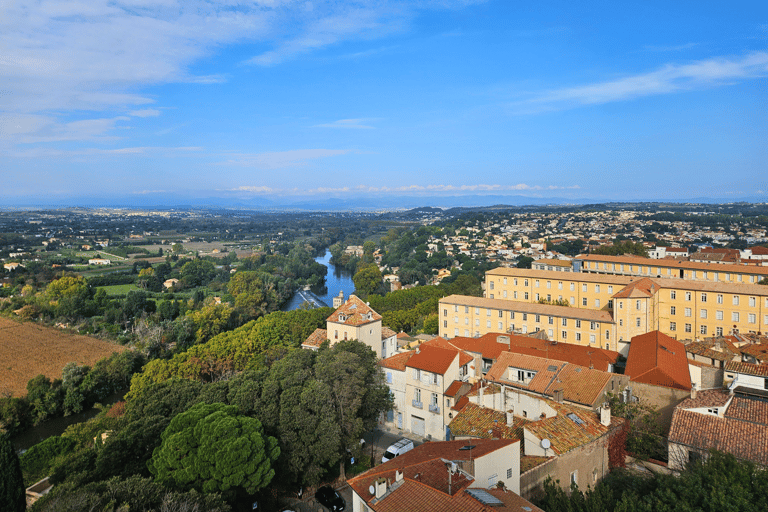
[487, 320, 491, 328]
[498, 321, 503, 329]
[549, 316, 554, 325]
[562, 331, 567, 339]
[507, 468, 513, 479]
[576, 332, 581, 341]
[513, 291, 517, 299]
[733, 296, 740, 306]
[475, 318, 479, 326]
[582, 298, 588, 306]
[591, 321, 597, 330]
[619, 319, 623, 326]
[535, 315, 541, 323]
[749, 314, 756, 324]
[589, 334, 596, 344]
[576, 320, 581, 328]
[686, 292, 692, 301]
[671, 306, 676, 315]
[535, 280, 540, 288]
[535, 293, 540, 301]
[570, 471, 578, 486]
[636, 318, 641, 327]
[595, 285, 600, 293]
[671, 291, 676, 299]
[701, 293, 707, 302]
[716, 327, 723, 336]
[548, 329, 553, 337]
[443, 309, 447, 316]
[717, 294, 723, 304]
[523, 313, 528, 321]
[562, 318, 567, 327]
[608, 286, 613, 293]
[670, 322, 676, 331]
[685, 323, 692, 333]
[490, 281, 494, 290]
[732, 312, 740, 322]
[499, 310, 503, 318]
[716, 310, 723, 320]
[582, 284, 587, 292]
[685, 308, 692, 317]
[546, 281, 551, 289]
[503, 290, 507, 298]
[524, 292, 529, 300]
[606, 330, 610, 339]
[749, 297, 756, 307]
[487, 309, 491, 316]
[636, 300, 641, 310]
[701, 309, 707, 319]
[700, 325, 707, 335]
[595, 299, 600, 308]
[443, 320, 447, 328]
[415, 388, 421, 402]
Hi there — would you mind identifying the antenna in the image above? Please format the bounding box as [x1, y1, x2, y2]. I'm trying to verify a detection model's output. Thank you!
[541, 438, 551, 454]
[369, 485, 375, 496]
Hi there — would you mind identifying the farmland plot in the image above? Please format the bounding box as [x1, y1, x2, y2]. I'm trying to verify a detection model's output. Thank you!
[0, 317, 126, 397]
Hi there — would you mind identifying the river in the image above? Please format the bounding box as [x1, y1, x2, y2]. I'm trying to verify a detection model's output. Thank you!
[281, 250, 356, 311]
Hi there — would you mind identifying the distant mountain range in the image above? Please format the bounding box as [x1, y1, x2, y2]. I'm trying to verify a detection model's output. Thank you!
[1, 192, 766, 211]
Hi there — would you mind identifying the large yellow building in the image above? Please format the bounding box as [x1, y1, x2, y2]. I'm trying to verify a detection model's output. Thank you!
[574, 254, 768, 284]
[440, 268, 768, 356]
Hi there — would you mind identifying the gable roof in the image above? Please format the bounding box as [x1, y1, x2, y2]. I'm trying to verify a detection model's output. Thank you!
[625, 331, 692, 390]
[485, 352, 615, 406]
[327, 294, 382, 326]
[301, 328, 328, 349]
[406, 345, 458, 375]
[724, 360, 768, 377]
[612, 277, 658, 299]
[524, 402, 620, 455]
[448, 402, 530, 441]
[379, 350, 416, 371]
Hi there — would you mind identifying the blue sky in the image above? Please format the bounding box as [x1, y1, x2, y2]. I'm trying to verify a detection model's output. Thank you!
[1, 0, 766, 206]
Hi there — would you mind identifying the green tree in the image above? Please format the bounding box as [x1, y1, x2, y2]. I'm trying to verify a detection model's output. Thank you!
[148, 402, 279, 496]
[0, 433, 26, 512]
[353, 264, 383, 298]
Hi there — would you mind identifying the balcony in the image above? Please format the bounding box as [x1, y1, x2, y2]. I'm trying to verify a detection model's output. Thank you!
[412, 400, 423, 409]
[428, 404, 440, 414]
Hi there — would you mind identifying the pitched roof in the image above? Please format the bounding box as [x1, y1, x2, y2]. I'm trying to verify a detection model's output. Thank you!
[668, 407, 768, 466]
[676, 389, 732, 410]
[611, 277, 658, 298]
[406, 345, 458, 375]
[301, 328, 328, 349]
[486, 267, 632, 285]
[685, 340, 738, 362]
[382, 326, 397, 340]
[441, 295, 615, 323]
[524, 402, 619, 455]
[576, 253, 768, 276]
[445, 380, 468, 398]
[446, 332, 619, 372]
[725, 396, 768, 424]
[448, 402, 530, 441]
[724, 360, 768, 377]
[327, 294, 382, 326]
[625, 331, 692, 390]
[379, 351, 415, 371]
[485, 352, 614, 406]
[347, 439, 529, 512]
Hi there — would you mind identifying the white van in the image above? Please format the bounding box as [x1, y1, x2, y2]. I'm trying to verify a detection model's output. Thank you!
[381, 438, 414, 463]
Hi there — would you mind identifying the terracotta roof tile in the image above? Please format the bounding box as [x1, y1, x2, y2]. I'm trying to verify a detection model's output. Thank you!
[524, 402, 619, 455]
[577, 254, 768, 277]
[625, 331, 692, 390]
[668, 407, 768, 466]
[725, 396, 768, 424]
[381, 326, 397, 340]
[327, 294, 382, 326]
[486, 267, 632, 285]
[440, 295, 615, 323]
[379, 351, 415, 371]
[445, 380, 466, 398]
[302, 328, 327, 348]
[676, 389, 731, 409]
[448, 402, 530, 441]
[724, 360, 768, 377]
[406, 345, 458, 375]
[611, 277, 657, 298]
[685, 339, 739, 362]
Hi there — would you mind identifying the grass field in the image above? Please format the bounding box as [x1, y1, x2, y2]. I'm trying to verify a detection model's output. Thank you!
[98, 284, 139, 295]
[0, 317, 126, 397]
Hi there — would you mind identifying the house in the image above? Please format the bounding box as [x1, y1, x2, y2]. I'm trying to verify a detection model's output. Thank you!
[624, 331, 692, 430]
[163, 278, 179, 289]
[88, 258, 111, 265]
[302, 294, 397, 358]
[3, 262, 23, 271]
[378, 351, 416, 429]
[347, 439, 536, 512]
[667, 388, 768, 469]
[484, 352, 628, 410]
[401, 345, 472, 441]
[723, 360, 768, 391]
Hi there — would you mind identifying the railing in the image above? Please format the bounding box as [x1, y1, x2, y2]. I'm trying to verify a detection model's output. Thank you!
[429, 404, 440, 414]
[412, 400, 423, 409]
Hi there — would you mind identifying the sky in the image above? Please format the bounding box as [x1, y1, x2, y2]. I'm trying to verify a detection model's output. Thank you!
[1, 0, 766, 207]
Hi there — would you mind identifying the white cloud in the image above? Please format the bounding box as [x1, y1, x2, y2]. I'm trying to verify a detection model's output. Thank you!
[523, 51, 768, 111]
[219, 148, 353, 169]
[128, 109, 161, 117]
[313, 118, 376, 129]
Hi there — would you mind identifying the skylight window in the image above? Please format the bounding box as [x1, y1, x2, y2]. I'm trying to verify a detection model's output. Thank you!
[567, 413, 585, 426]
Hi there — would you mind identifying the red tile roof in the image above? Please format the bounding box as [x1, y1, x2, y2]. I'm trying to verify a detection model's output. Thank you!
[448, 402, 530, 441]
[347, 439, 532, 512]
[676, 389, 732, 410]
[444, 380, 466, 398]
[726, 396, 768, 424]
[625, 331, 692, 390]
[485, 352, 615, 406]
[724, 360, 768, 377]
[406, 345, 458, 375]
[379, 351, 415, 371]
[611, 277, 658, 298]
[668, 407, 768, 466]
[301, 328, 327, 348]
[524, 402, 621, 455]
[327, 294, 382, 326]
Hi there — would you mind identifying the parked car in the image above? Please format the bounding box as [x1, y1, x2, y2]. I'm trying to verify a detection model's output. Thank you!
[381, 438, 414, 463]
[315, 485, 346, 511]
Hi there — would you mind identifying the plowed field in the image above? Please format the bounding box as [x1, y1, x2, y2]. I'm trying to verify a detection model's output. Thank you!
[0, 317, 126, 397]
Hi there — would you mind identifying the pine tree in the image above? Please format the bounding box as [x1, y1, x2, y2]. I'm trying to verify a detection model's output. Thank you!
[0, 433, 26, 512]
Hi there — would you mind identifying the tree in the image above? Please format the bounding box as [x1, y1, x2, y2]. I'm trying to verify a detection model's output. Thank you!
[353, 264, 383, 298]
[0, 433, 26, 512]
[516, 256, 534, 269]
[148, 402, 279, 496]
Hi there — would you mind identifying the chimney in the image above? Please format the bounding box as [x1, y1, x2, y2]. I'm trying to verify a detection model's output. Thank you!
[479, 385, 484, 406]
[553, 388, 563, 403]
[375, 477, 387, 499]
[416, 347, 420, 354]
[691, 382, 698, 400]
[506, 411, 514, 427]
[600, 403, 611, 426]
[395, 470, 403, 482]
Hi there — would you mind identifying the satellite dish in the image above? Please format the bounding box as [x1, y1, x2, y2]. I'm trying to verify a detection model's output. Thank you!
[369, 485, 375, 496]
[541, 439, 551, 450]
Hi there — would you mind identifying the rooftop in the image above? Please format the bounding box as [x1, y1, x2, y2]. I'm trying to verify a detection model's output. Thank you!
[327, 294, 382, 326]
[625, 331, 692, 391]
[440, 295, 615, 323]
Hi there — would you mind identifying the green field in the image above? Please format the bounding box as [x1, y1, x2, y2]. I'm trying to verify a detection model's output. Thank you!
[98, 284, 139, 295]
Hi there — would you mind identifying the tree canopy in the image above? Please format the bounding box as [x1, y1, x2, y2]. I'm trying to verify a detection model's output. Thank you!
[148, 402, 279, 496]
[0, 433, 26, 512]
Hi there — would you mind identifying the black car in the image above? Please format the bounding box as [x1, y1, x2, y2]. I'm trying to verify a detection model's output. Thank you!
[315, 485, 346, 511]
